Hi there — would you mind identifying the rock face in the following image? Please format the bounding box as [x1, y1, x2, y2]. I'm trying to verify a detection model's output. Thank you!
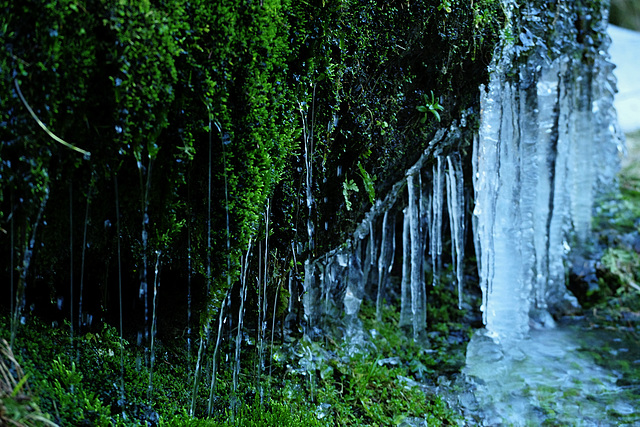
[303, 0, 623, 342]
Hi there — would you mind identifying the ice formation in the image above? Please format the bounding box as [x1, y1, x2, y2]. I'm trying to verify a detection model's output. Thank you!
[474, 0, 622, 340]
[302, 129, 469, 341]
[301, 0, 622, 343]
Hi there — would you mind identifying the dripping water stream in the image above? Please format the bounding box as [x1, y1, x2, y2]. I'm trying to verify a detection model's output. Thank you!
[78, 181, 92, 333]
[115, 175, 126, 408]
[69, 181, 74, 349]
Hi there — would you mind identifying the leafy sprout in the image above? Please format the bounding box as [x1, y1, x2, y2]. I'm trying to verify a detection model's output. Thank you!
[416, 91, 444, 123]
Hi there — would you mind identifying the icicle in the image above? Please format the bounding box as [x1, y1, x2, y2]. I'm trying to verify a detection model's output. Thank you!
[376, 210, 395, 321]
[388, 212, 396, 275]
[407, 173, 425, 341]
[446, 153, 465, 309]
[360, 226, 374, 306]
[344, 241, 363, 319]
[419, 173, 431, 277]
[567, 77, 595, 245]
[517, 62, 541, 324]
[399, 207, 412, 327]
[431, 156, 444, 285]
[303, 259, 318, 334]
[474, 77, 529, 341]
[531, 63, 561, 315]
[544, 63, 581, 315]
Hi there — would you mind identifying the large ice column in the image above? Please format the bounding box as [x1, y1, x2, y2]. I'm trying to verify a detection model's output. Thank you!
[474, 80, 530, 340]
[473, 0, 621, 341]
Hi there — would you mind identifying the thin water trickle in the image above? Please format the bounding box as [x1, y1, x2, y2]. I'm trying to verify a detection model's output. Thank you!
[78, 184, 92, 332]
[187, 212, 192, 361]
[148, 250, 162, 401]
[233, 240, 252, 408]
[115, 175, 126, 404]
[69, 182, 74, 347]
[10, 191, 14, 329]
[206, 292, 228, 416]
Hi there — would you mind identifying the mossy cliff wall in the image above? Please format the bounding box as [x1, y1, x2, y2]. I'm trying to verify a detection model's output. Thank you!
[0, 0, 616, 342]
[0, 0, 501, 334]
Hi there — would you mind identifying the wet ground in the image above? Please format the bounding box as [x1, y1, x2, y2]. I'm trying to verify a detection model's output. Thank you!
[461, 321, 640, 426]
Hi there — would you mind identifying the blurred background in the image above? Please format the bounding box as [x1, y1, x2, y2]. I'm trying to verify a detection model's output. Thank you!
[611, 0, 640, 30]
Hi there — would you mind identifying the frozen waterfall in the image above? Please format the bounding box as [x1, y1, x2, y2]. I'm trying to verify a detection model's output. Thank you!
[300, 0, 622, 344]
[473, 0, 622, 341]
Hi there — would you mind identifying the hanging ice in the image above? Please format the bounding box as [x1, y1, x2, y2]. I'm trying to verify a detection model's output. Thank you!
[472, 0, 622, 341]
[407, 173, 426, 341]
[430, 156, 444, 286]
[376, 210, 395, 321]
[446, 153, 465, 309]
[400, 207, 412, 327]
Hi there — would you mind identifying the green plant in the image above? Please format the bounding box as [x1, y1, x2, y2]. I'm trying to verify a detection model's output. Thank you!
[342, 177, 359, 211]
[416, 91, 444, 123]
[438, 0, 453, 13]
[0, 340, 58, 427]
[163, 398, 325, 426]
[42, 357, 112, 426]
[357, 161, 376, 205]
